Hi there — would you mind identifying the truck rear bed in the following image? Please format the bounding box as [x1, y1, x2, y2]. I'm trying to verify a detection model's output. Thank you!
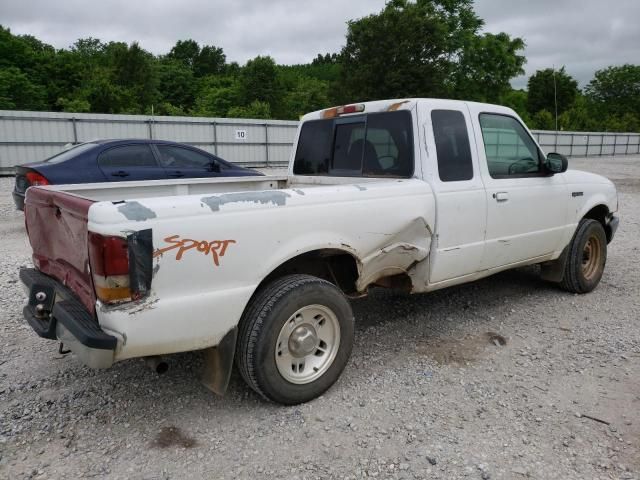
[25, 186, 96, 313]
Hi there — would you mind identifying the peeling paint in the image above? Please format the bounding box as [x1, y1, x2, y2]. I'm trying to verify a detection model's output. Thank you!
[99, 294, 159, 315]
[387, 100, 409, 111]
[201, 191, 291, 212]
[117, 201, 157, 222]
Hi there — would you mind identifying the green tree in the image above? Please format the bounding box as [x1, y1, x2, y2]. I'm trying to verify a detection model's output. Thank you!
[557, 94, 596, 131]
[500, 89, 529, 123]
[585, 64, 640, 118]
[193, 75, 242, 117]
[167, 39, 200, 68]
[157, 59, 196, 111]
[339, 0, 524, 102]
[527, 67, 578, 117]
[453, 32, 525, 103]
[281, 76, 330, 119]
[109, 41, 159, 110]
[194, 45, 226, 76]
[56, 97, 91, 113]
[239, 56, 283, 112]
[227, 100, 271, 119]
[531, 109, 555, 130]
[0, 66, 47, 110]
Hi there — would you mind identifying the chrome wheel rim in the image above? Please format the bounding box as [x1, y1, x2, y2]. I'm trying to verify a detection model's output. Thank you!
[582, 235, 602, 281]
[275, 304, 341, 384]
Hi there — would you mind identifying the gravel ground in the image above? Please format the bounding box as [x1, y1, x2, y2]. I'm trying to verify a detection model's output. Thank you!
[0, 157, 638, 480]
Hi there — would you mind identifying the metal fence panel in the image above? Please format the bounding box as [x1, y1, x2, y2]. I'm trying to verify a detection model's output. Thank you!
[0, 110, 638, 175]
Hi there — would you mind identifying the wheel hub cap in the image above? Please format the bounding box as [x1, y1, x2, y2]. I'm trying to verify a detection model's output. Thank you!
[288, 325, 318, 357]
[275, 304, 341, 385]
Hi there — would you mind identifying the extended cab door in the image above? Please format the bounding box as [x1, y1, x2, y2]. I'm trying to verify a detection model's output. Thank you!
[421, 101, 487, 283]
[467, 104, 568, 269]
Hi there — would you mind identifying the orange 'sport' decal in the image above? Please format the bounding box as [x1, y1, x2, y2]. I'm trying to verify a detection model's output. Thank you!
[153, 235, 236, 267]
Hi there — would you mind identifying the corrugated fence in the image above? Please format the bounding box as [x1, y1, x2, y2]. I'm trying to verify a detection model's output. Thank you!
[0, 110, 298, 174]
[1, 110, 638, 175]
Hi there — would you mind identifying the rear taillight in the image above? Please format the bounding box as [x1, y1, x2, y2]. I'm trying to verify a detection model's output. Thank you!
[88, 232, 131, 304]
[25, 171, 49, 186]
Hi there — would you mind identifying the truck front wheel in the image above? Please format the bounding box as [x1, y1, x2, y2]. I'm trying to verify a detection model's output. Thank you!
[236, 274, 354, 404]
[560, 219, 607, 293]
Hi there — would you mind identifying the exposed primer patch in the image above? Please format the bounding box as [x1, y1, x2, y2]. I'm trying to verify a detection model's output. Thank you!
[201, 191, 291, 212]
[292, 189, 306, 196]
[387, 100, 409, 111]
[117, 201, 157, 221]
[354, 185, 367, 191]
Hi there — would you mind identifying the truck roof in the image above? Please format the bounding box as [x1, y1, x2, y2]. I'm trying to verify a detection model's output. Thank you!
[301, 98, 516, 122]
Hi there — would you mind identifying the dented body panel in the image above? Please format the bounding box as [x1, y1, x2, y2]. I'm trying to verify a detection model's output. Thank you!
[21, 98, 618, 378]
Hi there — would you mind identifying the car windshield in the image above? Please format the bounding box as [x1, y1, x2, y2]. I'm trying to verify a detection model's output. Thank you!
[44, 143, 97, 164]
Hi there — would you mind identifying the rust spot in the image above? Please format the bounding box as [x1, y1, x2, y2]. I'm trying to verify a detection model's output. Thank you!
[151, 426, 196, 449]
[387, 100, 409, 112]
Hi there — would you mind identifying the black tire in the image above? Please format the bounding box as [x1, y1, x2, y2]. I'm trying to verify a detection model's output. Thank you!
[236, 274, 354, 404]
[560, 219, 607, 293]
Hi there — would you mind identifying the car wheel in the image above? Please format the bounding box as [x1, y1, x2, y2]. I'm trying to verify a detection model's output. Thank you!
[560, 219, 607, 293]
[236, 274, 354, 405]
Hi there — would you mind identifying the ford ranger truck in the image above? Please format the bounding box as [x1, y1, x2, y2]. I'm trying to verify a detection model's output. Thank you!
[19, 99, 619, 405]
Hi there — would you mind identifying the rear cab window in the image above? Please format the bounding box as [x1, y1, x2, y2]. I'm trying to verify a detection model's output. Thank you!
[293, 111, 414, 178]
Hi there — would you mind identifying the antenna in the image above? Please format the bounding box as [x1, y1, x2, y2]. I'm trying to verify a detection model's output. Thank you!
[553, 65, 558, 131]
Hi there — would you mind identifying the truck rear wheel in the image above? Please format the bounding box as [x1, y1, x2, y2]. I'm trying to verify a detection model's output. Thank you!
[236, 274, 354, 404]
[560, 219, 607, 293]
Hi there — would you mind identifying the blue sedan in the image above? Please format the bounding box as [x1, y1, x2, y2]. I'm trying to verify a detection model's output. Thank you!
[13, 139, 262, 210]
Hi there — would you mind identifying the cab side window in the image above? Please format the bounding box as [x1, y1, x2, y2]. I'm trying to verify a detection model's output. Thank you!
[431, 110, 473, 182]
[479, 114, 543, 178]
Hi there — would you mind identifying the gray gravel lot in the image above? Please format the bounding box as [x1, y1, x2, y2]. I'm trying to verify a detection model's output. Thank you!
[1, 157, 639, 480]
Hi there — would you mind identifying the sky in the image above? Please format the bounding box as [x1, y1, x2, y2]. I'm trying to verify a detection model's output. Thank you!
[1, 0, 639, 89]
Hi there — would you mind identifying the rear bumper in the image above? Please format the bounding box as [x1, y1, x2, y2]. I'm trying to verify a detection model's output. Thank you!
[12, 190, 25, 211]
[20, 268, 116, 368]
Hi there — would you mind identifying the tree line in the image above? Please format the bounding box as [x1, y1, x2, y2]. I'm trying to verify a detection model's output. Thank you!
[1, 0, 638, 132]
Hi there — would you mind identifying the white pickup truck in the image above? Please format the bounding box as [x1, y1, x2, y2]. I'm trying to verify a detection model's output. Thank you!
[20, 99, 619, 404]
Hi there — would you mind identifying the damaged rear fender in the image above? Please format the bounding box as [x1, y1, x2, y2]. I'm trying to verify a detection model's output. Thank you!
[355, 217, 432, 292]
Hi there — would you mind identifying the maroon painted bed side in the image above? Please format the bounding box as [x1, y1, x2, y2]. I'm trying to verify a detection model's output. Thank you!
[24, 187, 97, 315]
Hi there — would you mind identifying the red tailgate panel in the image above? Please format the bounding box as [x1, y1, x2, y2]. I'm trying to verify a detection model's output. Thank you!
[24, 187, 97, 315]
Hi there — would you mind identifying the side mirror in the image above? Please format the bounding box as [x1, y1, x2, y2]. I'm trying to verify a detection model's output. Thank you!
[207, 161, 221, 173]
[545, 152, 568, 174]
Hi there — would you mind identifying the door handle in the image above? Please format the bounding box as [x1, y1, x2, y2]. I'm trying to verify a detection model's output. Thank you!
[493, 192, 509, 202]
[168, 171, 185, 178]
[111, 171, 129, 178]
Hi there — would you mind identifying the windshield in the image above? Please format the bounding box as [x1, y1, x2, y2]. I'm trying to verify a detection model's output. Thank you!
[44, 143, 98, 164]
